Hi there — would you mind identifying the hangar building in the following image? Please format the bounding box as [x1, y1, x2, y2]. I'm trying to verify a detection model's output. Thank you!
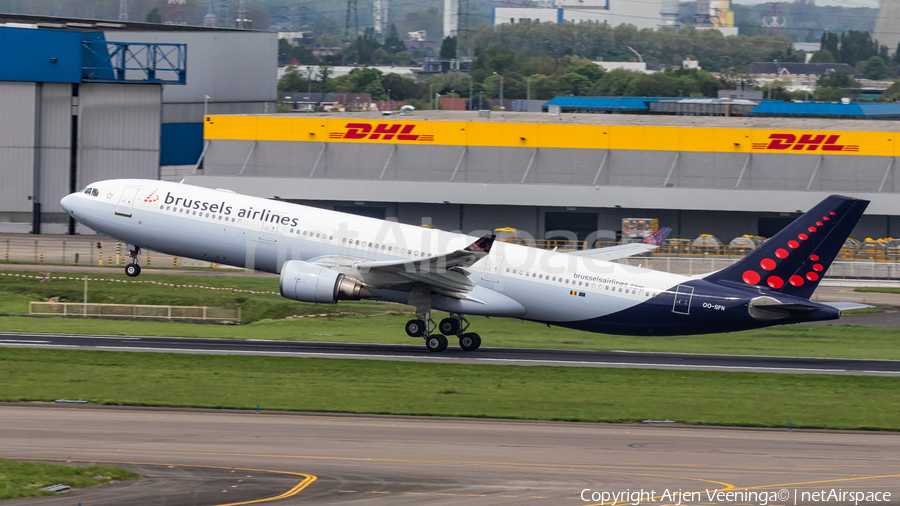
[0, 15, 275, 234]
[184, 111, 900, 245]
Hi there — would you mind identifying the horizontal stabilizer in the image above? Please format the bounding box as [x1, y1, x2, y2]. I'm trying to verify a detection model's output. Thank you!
[567, 228, 673, 261]
[820, 302, 875, 311]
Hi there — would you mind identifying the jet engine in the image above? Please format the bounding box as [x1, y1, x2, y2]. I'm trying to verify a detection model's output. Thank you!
[279, 260, 374, 304]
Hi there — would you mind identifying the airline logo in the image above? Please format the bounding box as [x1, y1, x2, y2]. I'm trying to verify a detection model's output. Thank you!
[752, 134, 859, 152]
[143, 189, 160, 203]
[329, 122, 434, 142]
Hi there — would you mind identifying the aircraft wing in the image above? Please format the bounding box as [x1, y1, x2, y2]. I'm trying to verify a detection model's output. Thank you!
[566, 227, 672, 261]
[319, 234, 496, 299]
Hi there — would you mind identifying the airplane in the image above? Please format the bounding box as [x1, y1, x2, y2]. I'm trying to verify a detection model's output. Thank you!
[61, 179, 869, 352]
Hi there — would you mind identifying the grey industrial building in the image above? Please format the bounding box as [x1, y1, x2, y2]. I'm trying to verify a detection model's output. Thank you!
[0, 14, 275, 234]
[183, 111, 900, 244]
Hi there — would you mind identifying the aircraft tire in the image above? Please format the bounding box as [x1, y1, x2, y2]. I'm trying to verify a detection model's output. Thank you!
[439, 318, 459, 336]
[405, 319, 426, 337]
[459, 333, 480, 351]
[125, 263, 141, 277]
[425, 334, 448, 353]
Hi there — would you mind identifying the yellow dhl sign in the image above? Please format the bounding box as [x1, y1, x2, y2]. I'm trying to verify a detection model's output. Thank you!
[204, 116, 899, 157]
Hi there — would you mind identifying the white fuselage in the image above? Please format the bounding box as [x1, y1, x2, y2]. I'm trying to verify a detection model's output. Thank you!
[62, 179, 692, 324]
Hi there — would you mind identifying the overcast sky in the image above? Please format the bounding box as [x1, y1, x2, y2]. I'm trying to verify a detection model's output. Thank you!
[733, 0, 879, 8]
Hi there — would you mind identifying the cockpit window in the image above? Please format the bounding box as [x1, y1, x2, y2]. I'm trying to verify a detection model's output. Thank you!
[80, 186, 89, 193]
[91, 188, 99, 197]
[83, 188, 92, 195]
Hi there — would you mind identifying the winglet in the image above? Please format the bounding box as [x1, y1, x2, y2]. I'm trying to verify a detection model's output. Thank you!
[642, 227, 672, 245]
[464, 234, 496, 254]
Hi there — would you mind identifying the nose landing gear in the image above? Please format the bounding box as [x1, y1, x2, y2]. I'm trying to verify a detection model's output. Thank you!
[125, 244, 142, 277]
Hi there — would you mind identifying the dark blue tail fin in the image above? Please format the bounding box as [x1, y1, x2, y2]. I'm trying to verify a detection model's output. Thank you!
[705, 195, 869, 299]
[642, 227, 672, 245]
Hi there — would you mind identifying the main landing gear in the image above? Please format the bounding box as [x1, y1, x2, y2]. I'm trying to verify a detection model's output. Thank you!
[125, 244, 142, 277]
[405, 312, 481, 353]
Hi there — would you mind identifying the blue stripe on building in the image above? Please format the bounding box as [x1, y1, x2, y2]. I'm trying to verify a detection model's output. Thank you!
[160, 123, 204, 166]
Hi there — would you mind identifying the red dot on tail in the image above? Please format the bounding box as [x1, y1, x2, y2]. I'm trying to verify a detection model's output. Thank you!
[816, 221, 823, 226]
[767, 276, 784, 289]
[742, 271, 761, 284]
[775, 248, 789, 259]
[798, 233, 808, 240]
[830, 212, 836, 215]
[808, 226, 817, 233]
[788, 240, 800, 249]
[806, 272, 819, 281]
[810, 254, 820, 261]
[823, 217, 830, 221]
[813, 263, 824, 271]
[760, 258, 776, 270]
[789, 275, 804, 287]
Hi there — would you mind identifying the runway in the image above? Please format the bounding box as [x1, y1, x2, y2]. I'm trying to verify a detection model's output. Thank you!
[2, 404, 899, 506]
[2, 331, 900, 376]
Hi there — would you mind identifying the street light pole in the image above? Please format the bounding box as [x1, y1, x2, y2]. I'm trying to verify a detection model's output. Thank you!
[306, 66, 313, 94]
[526, 74, 538, 102]
[387, 88, 391, 111]
[204, 95, 210, 116]
[493, 72, 504, 110]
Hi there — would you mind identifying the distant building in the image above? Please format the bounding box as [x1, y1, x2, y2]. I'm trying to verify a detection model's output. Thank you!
[493, 0, 663, 30]
[745, 62, 863, 79]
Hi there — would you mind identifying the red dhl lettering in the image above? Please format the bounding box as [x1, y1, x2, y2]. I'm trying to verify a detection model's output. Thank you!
[752, 133, 858, 152]
[329, 123, 433, 141]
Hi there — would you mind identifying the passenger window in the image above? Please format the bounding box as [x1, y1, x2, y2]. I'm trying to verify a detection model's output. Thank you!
[91, 189, 99, 197]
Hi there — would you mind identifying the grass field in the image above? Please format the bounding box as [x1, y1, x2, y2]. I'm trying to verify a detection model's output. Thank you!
[2, 269, 899, 359]
[0, 458, 138, 500]
[0, 270, 394, 323]
[857, 287, 900, 294]
[1, 348, 898, 431]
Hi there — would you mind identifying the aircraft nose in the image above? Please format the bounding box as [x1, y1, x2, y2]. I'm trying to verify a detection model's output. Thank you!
[60, 193, 75, 213]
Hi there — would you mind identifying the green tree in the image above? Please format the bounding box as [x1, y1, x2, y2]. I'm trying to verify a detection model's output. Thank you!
[813, 87, 846, 101]
[817, 70, 857, 88]
[364, 78, 387, 100]
[278, 66, 303, 93]
[440, 36, 457, 59]
[383, 23, 407, 54]
[382, 73, 417, 100]
[559, 72, 592, 96]
[808, 50, 834, 63]
[145, 7, 161, 23]
[881, 80, 900, 101]
[864, 55, 888, 80]
[316, 64, 334, 93]
[343, 28, 382, 65]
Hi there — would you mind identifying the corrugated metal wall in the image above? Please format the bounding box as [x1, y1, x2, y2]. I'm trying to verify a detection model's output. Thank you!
[0, 82, 36, 214]
[78, 83, 161, 185]
[39, 83, 73, 215]
[203, 140, 898, 194]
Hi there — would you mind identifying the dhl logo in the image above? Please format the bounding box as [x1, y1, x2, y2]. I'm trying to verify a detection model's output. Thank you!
[752, 134, 859, 152]
[329, 122, 434, 142]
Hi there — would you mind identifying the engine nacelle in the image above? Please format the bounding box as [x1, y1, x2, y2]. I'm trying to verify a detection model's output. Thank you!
[279, 260, 372, 304]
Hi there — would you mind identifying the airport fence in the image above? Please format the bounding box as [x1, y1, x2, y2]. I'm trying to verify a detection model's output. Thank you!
[0, 235, 215, 268]
[29, 302, 241, 321]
